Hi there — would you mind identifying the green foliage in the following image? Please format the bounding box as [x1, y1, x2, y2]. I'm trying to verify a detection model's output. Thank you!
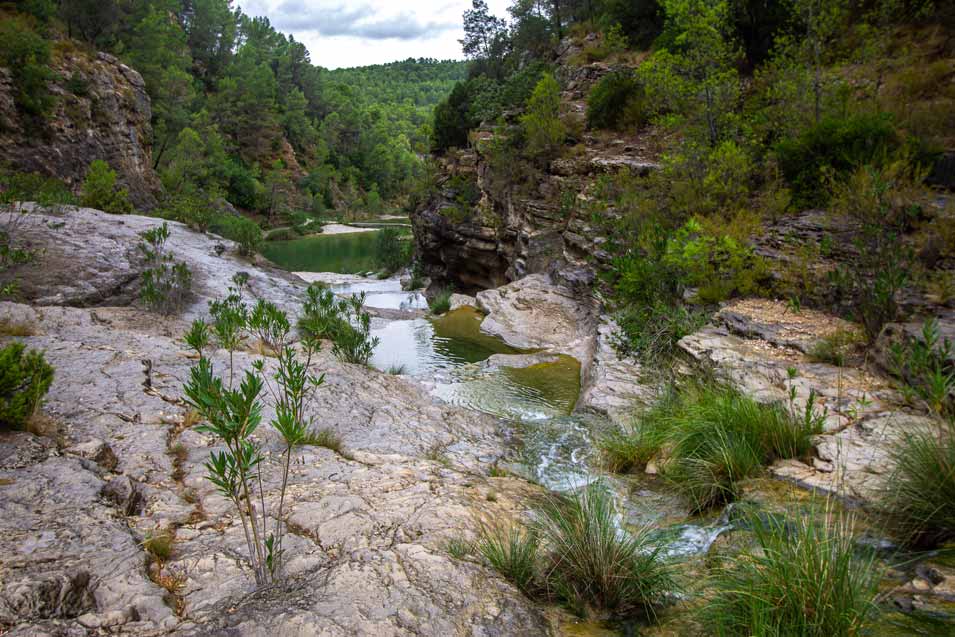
[247, 299, 291, 351]
[611, 382, 824, 511]
[775, 113, 898, 208]
[534, 482, 674, 619]
[429, 289, 453, 315]
[138, 223, 192, 315]
[158, 190, 217, 232]
[0, 342, 53, 429]
[297, 285, 380, 366]
[703, 505, 881, 636]
[599, 420, 667, 473]
[520, 73, 566, 162]
[214, 215, 263, 256]
[375, 227, 407, 274]
[184, 297, 325, 586]
[0, 16, 53, 118]
[887, 319, 955, 416]
[586, 72, 647, 131]
[881, 418, 955, 547]
[0, 169, 75, 207]
[432, 80, 479, 153]
[80, 160, 133, 214]
[476, 523, 540, 596]
[808, 328, 864, 367]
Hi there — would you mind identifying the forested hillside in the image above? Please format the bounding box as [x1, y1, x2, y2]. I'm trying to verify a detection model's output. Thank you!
[0, 1, 465, 224]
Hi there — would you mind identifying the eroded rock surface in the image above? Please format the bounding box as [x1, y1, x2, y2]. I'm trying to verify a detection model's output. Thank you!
[679, 298, 944, 501]
[0, 207, 554, 636]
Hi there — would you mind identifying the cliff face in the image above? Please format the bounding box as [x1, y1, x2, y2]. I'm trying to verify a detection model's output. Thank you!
[0, 50, 160, 209]
[411, 52, 656, 295]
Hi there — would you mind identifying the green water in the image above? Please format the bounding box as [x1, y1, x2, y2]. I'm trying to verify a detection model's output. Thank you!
[262, 231, 381, 273]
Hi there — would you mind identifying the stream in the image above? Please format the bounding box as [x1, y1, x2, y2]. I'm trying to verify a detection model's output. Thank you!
[289, 247, 955, 635]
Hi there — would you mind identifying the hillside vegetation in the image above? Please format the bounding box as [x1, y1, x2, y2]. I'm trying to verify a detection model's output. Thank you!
[0, 0, 466, 223]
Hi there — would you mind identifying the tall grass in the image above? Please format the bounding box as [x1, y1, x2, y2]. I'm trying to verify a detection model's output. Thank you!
[703, 505, 882, 637]
[534, 483, 674, 619]
[476, 483, 675, 621]
[476, 523, 539, 596]
[603, 383, 824, 511]
[880, 418, 955, 547]
[429, 289, 452, 315]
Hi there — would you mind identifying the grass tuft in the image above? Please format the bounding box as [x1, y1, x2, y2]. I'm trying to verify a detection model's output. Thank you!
[386, 362, 407, 375]
[0, 318, 36, 337]
[143, 530, 175, 562]
[604, 383, 824, 511]
[808, 328, 864, 367]
[534, 482, 674, 619]
[703, 503, 882, 636]
[300, 427, 344, 454]
[880, 419, 955, 547]
[477, 522, 540, 596]
[428, 289, 452, 315]
[446, 536, 473, 560]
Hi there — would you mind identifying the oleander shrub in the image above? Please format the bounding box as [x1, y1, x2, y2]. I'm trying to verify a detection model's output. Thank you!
[138, 223, 192, 315]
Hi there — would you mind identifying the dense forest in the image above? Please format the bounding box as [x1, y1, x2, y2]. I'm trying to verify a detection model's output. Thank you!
[0, 0, 466, 224]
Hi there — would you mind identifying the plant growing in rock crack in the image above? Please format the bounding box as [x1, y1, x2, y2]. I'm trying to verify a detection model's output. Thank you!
[0, 342, 54, 429]
[888, 318, 955, 416]
[138, 222, 192, 315]
[298, 285, 380, 366]
[248, 299, 291, 352]
[183, 304, 325, 586]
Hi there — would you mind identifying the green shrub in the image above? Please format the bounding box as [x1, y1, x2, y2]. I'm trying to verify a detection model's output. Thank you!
[138, 223, 192, 315]
[215, 215, 263, 256]
[476, 523, 540, 596]
[534, 482, 674, 619]
[887, 318, 955, 415]
[703, 505, 881, 636]
[880, 418, 955, 547]
[521, 73, 566, 162]
[618, 383, 824, 511]
[808, 328, 864, 367]
[0, 168, 75, 207]
[80, 160, 133, 214]
[158, 192, 216, 232]
[0, 342, 54, 429]
[429, 289, 452, 315]
[776, 113, 898, 208]
[247, 299, 291, 351]
[298, 284, 344, 341]
[330, 293, 380, 366]
[586, 71, 647, 131]
[0, 16, 53, 118]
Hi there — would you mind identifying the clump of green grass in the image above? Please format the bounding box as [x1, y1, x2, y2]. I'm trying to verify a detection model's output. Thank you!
[604, 383, 824, 511]
[598, 418, 667, 474]
[808, 328, 864, 367]
[428, 289, 452, 315]
[880, 419, 955, 547]
[535, 483, 674, 619]
[300, 427, 343, 454]
[446, 536, 473, 560]
[703, 504, 882, 636]
[385, 362, 406, 375]
[475, 483, 674, 620]
[0, 318, 35, 337]
[143, 530, 175, 562]
[477, 522, 539, 596]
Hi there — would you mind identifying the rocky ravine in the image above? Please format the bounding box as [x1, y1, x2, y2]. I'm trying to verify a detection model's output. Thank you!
[1, 206, 552, 636]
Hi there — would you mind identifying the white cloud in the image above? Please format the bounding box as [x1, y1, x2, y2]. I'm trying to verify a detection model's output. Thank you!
[237, 0, 512, 68]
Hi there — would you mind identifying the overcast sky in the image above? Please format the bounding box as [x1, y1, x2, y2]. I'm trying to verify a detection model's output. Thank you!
[237, 0, 512, 69]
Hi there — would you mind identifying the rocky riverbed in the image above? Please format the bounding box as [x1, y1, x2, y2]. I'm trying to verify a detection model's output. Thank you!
[3, 206, 954, 635]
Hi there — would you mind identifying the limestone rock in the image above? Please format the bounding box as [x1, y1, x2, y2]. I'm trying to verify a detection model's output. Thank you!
[0, 52, 160, 209]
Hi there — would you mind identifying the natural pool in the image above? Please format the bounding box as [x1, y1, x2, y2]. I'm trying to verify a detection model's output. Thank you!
[263, 230, 400, 273]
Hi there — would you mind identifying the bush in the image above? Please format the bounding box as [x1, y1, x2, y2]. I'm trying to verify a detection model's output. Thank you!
[158, 192, 216, 232]
[586, 71, 647, 131]
[703, 505, 881, 636]
[0, 168, 76, 207]
[0, 342, 54, 429]
[887, 318, 955, 416]
[776, 113, 898, 208]
[612, 382, 824, 511]
[138, 223, 192, 315]
[521, 73, 566, 162]
[0, 16, 53, 118]
[432, 80, 479, 153]
[534, 483, 674, 619]
[80, 160, 133, 214]
[215, 215, 263, 256]
[808, 328, 864, 367]
[297, 285, 380, 366]
[880, 418, 955, 547]
[429, 289, 452, 315]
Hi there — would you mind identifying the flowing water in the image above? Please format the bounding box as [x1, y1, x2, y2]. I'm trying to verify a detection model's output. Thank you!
[299, 259, 954, 635]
